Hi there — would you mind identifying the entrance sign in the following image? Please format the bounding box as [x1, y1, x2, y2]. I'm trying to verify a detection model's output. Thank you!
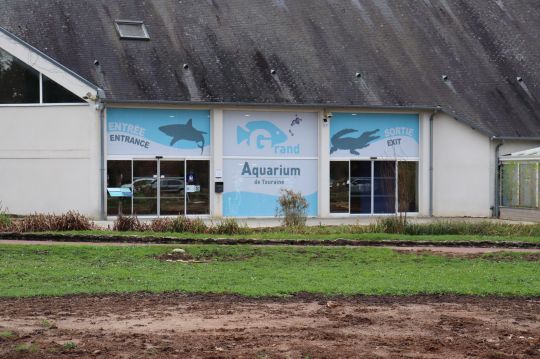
[330, 113, 419, 158]
[223, 159, 318, 217]
[107, 108, 211, 156]
[223, 111, 318, 157]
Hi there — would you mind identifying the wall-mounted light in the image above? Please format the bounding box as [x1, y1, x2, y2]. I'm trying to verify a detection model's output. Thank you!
[323, 109, 332, 123]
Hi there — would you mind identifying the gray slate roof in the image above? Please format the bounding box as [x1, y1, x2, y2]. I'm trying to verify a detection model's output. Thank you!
[1, 0, 539, 137]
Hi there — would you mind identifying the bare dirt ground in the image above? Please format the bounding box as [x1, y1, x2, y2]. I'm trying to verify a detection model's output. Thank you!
[2, 239, 540, 253]
[0, 294, 539, 358]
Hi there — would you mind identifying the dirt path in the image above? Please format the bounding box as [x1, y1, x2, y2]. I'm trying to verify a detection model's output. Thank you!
[2, 239, 540, 256]
[0, 294, 538, 358]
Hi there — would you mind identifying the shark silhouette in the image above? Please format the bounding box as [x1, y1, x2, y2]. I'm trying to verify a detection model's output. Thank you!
[330, 129, 380, 155]
[159, 119, 207, 154]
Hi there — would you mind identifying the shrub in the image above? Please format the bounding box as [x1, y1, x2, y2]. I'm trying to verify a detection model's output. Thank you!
[368, 218, 540, 236]
[170, 216, 192, 233]
[190, 218, 209, 234]
[375, 216, 408, 234]
[212, 218, 248, 235]
[0, 202, 11, 232]
[113, 215, 146, 232]
[13, 211, 93, 232]
[149, 217, 174, 232]
[55, 211, 94, 231]
[276, 189, 308, 227]
[170, 216, 208, 234]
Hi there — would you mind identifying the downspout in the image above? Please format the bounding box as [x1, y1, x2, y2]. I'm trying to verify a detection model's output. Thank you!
[96, 89, 107, 220]
[493, 140, 504, 218]
[429, 109, 439, 217]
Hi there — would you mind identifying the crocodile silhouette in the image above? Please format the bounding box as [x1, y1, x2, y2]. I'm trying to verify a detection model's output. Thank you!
[330, 129, 380, 155]
[159, 119, 207, 154]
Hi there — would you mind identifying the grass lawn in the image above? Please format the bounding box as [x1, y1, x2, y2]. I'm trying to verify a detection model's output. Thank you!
[34, 230, 540, 243]
[0, 244, 538, 297]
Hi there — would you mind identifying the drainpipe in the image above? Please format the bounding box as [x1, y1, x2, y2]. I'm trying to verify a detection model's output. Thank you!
[96, 89, 106, 220]
[493, 140, 504, 218]
[429, 109, 439, 217]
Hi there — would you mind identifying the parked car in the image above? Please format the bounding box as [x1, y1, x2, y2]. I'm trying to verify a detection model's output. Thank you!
[121, 177, 185, 195]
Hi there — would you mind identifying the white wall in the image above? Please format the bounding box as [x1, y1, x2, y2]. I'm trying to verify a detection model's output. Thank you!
[432, 113, 492, 217]
[0, 105, 101, 217]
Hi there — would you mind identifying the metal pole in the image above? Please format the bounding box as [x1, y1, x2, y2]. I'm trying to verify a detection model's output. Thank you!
[428, 110, 437, 217]
[494, 141, 504, 218]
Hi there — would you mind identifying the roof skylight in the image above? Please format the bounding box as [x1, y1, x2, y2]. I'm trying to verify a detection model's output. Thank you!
[115, 20, 150, 40]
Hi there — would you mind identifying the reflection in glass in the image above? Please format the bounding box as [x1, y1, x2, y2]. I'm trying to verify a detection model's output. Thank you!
[374, 161, 396, 213]
[42, 75, 84, 103]
[398, 162, 418, 213]
[0, 48, 39, 104]
[330, 161, 349, 213]
[519, 163, 537, 208]
[186, 160, 210, 215]
[350, 161, 372, 214]
[107, 160, 133, 216]
[133, 160, 157, 215]
[501, 163, 519, 207]
[160, 161, 185, 215]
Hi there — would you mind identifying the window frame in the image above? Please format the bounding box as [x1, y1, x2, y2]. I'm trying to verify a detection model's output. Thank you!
[330, 159, 419, 215]
[114, 20, 150, 40]
[0, 49, 87, 106]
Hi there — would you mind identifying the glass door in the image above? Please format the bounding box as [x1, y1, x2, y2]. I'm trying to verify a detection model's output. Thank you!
[108, 159, 210, 216]
[350, 161, 372, 214]
[159, 160, 185, 216]
[133, 160, 158, 216]
[330, 161, 350, 213]
[374, 161, 396, 213]
[330, 160, 411, 215]
[186, 160, 210, 215]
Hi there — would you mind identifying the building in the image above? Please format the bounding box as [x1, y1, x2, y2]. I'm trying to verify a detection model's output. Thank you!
[0, 1, 539, 219]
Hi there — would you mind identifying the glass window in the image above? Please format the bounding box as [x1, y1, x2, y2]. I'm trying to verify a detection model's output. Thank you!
[519, 163, 537, 208]
[107, 160, 132, 216]
[373, 161, 396, 214]
[42, 75, 84, 103]
[330, 161, 350, 213]
[501, 163, 519, 207]
[350, 161, 372, 214]
[0, 48, 39, 104]
[186, 160, 210, 215]
[115, 20, 150, 39]
[398, 162, 418, 212]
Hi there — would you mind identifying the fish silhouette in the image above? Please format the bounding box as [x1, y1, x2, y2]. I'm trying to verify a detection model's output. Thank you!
[159, 119, 207, 154]
[330, 129, 380, 155]
[237, 121, 288, 149]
